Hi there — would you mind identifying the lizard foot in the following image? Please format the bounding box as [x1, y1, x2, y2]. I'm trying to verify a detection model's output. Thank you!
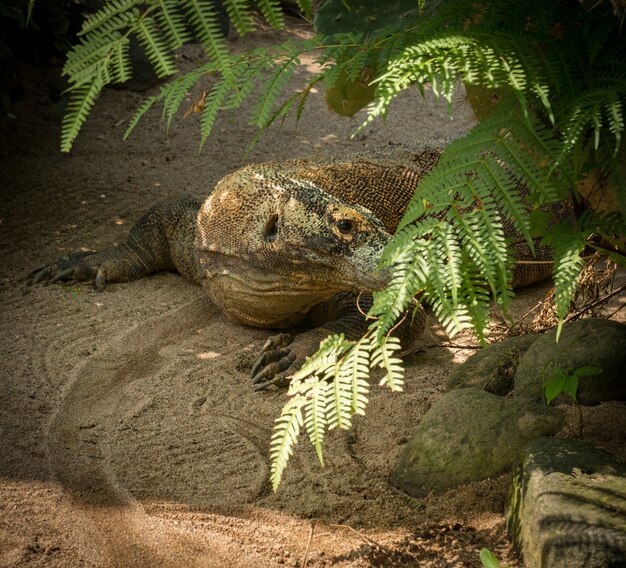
[250, 333, 296, 391]
[25, 251, 109, 291]
[250, 329, 332, 392]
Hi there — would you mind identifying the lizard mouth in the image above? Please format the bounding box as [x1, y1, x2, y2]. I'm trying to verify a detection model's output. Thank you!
[197, 248, 386, 294]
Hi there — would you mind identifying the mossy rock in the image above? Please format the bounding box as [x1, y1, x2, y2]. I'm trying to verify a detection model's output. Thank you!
[512, 319, 626, 405]
[447, 334, 538, 395]
[392, 388, 565, 496]
[506, 437, 626, 568]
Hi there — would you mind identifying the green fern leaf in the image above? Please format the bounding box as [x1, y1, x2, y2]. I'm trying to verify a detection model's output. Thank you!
[61, 75, 106, 152]
[303, 378, 329, 465]
[294, 76, 323, 124]
[337, 338, 370, 416]
[254, 0, 284, 29]
[124, 88, 167, 139]
[291, 334, 352, 383]
[156, 0, 191, 49]
[250, 51, 300, 128]
[64, 33, 129, 85]
[223, 0, 255, 35]
[326, 365, 353, 431]
[370, 242, 428, 340]
[133, 16, 177, 77]
[162, 68, 204, 128]
[79, 0, 143, 36]
[269, 395, 306, 491]
[184, 0, 233, 78]
[112, 37, 132, 83]
[225, 54, 271, 109]
[296, 0, 313, 20]
[553, 243, 586, 339]
[459, 262, 492, 341]
[200, 77, 236, 147]
[26, 0, 35, 26]
[604, 92, 624, 152]
[370, 337, 404, 392]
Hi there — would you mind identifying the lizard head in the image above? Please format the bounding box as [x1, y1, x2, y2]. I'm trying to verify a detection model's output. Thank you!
[194, 166, 391, 328]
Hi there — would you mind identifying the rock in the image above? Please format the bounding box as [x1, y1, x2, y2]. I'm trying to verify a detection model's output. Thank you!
[391, 388, 565, 496]
[446, 335, 538, 395]
[506, 437, 626, 568]
[513, 319, 626, 404]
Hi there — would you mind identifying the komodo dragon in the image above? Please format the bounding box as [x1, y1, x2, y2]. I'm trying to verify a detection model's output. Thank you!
[27, 144, 564, 390]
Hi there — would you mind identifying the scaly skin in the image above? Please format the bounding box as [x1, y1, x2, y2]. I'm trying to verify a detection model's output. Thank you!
[26, 144, 567, 390]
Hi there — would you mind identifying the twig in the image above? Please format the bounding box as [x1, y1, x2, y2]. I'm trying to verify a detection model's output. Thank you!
[440, 342, 482, 350]
[399, 342, 481, 356]
[501, 297, 549, 336]
[326, 523, 383, 548]
[301, 521, 316, 568]
[606, 303, 626, 319]
[355, 289, 370, 319]
[562, 285, 626, 324]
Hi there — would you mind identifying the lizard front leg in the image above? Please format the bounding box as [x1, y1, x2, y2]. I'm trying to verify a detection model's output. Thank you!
[250, 293, 426, 391]
[26, 196, 201, 290]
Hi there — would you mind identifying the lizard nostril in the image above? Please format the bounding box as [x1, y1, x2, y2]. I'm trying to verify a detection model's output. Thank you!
[263, 214, 279, 242]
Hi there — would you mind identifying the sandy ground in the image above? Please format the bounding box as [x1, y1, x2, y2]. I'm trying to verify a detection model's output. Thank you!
[1, 19, 624, 568]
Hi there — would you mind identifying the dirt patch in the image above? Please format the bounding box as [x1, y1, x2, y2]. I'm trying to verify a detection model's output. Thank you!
[1, 18, 624, 568]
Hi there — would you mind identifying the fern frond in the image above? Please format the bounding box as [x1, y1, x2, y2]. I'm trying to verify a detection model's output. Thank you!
[250, 50, 300, 128]
[337, 338, 370, 416]
[549, 228, 587, 339]
[303, 378, 329, 465]
[26, 0, 35, 26]
[124, 89, 166, 138]
[223, 0, 254, 35]
[604, 91, 624, 152]
[200, 77, 236, 147]
[326, 360, 354, 431]
[254, 0, 284, 29]
[184, 0, 233, 78]
[79, 0, 143, 35]
[112, 37, 132, 83]
[162, 67, 205, 128]
[64, 32, 128, 85]
[225, 53, 271, 109]
[269, 395, 306, 491]
[294, 76, 324, 124]
[291, 334, 352, 383]
[296, 0, 313, 20]
[61, 75, 105, 152]
[133, 16, 177, 77]
[156, 0, 191, 49]
[370, 242, 428, 340]
[458, 263, 492, 340]
[422, 229, 470, 334]
[370, 337, 404, 391]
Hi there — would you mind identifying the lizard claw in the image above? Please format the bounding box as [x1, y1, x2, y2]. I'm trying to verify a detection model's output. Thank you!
[25, 251, 102, 289]
[251, 333, 297, 391]
[47, 268, 75, 285]
[27, 265, 54, 286]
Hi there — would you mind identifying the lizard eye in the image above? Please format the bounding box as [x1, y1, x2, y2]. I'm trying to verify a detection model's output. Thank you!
[335, 218, 355, 235]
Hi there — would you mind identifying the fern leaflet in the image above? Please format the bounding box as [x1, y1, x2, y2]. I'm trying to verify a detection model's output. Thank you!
[269, 395, 306, 492]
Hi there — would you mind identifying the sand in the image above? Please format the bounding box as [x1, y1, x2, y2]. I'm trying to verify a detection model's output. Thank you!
[1, 18, 624, 568]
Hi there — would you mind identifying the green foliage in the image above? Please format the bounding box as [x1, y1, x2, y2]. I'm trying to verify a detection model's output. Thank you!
[57, 0, 626, 488]
[268, 333, 403, 491]
[60, 0, 289, 152]
[266, 1, 626, 488]
[544, 366, 602, 405]
[480, 548, 508, 568]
